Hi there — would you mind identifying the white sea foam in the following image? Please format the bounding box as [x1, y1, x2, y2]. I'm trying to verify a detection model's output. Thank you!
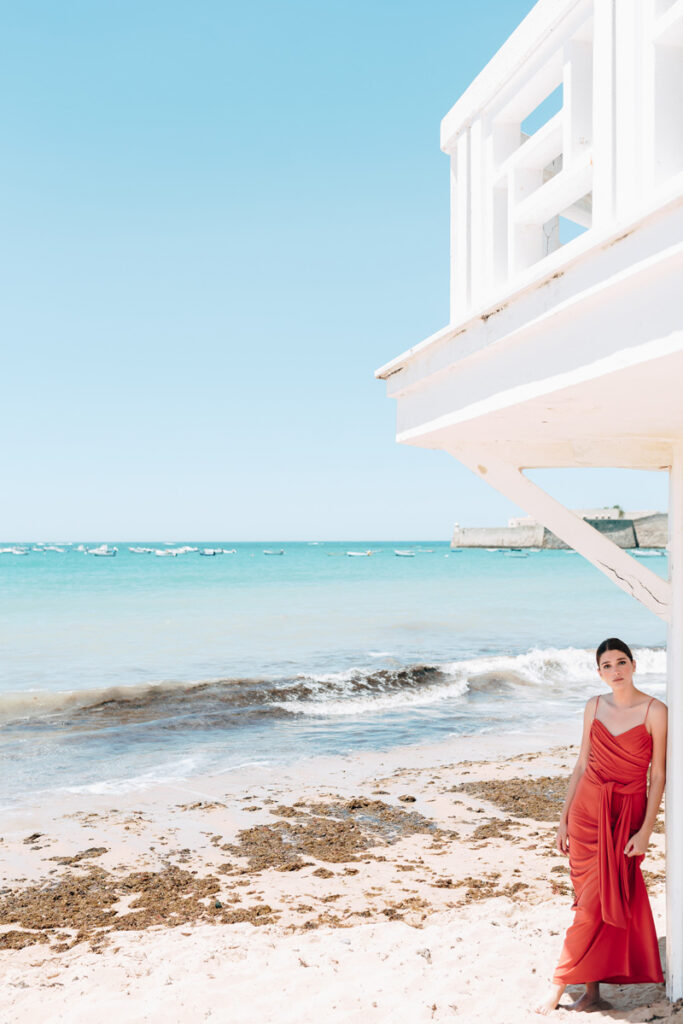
[217, 760, 274, 773]
[0, 646, 667, 727]
[53, 756, 201, 796]
[278, 676, 471, 717]
[278, 646, 666, 718]
[441, 645, 666, 686]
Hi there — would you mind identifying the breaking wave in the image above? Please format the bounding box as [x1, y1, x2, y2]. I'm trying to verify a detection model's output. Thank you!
[0, 646, 666, 732]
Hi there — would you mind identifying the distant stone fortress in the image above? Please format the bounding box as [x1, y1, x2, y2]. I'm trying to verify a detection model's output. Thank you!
[451, 508, 667, 550]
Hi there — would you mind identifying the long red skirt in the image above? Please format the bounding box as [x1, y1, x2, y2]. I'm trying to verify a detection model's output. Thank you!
[552, 719, 663, 985]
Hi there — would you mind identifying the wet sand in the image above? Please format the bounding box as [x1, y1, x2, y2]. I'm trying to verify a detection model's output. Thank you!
[0, 731, 676, 1023]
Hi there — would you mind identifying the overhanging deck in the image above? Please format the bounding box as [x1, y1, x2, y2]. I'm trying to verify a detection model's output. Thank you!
[397, 333, 683, 470]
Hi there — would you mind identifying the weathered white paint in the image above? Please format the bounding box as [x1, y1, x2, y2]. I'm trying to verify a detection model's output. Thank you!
[667, 445, 683, 998]
[377, 0, 683, 999]
[377, 200, 683, 388]
[386, 243, 683, 466]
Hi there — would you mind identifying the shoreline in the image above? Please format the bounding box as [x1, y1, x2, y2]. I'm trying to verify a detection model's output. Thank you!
[1, 728, 673, 1023]
[0, 722, 578, 819]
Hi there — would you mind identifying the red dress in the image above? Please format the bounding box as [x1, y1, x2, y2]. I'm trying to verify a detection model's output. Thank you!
[552, 695, 664, 985]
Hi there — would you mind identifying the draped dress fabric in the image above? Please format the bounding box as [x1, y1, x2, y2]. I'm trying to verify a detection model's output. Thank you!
[552, 696, 664, 985]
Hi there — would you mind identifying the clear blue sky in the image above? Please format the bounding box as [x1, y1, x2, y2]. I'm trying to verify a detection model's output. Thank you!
[0, 0, 667, 540]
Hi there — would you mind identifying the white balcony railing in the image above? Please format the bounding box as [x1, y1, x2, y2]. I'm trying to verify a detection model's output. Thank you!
[442, 0, 683, 324]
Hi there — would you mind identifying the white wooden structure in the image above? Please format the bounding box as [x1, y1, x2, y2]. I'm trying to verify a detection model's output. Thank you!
[376, 0, 683, 999]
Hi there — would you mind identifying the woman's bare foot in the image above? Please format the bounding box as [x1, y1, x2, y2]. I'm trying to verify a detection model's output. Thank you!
[535, 982, 566, 1014]
[567, 982, 610, 1011]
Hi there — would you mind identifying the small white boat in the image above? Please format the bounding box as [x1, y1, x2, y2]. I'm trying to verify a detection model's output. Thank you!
[44, 545, 65, 553]
[88, 544, 117, 557]
[0, 546, 28, 555]
[263, 549, 284, 556]
[632, 548, 666, 557]
[394, 549, 415, 557]
[346, 550, 372, 557]
[154, 549, 178, 556]
[222, 548, 237, 554]
[200, 548, 221, 556]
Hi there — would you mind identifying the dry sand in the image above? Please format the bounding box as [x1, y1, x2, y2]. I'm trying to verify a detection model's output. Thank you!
[0, 731, 677, 1023]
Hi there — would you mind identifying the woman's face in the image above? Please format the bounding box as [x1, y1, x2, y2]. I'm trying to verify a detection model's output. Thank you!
[597, 649, 636, 689]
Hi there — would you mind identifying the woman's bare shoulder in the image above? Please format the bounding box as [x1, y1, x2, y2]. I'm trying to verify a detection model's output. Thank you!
[584, 695, 600, 716]
[648, 697, 667, 721]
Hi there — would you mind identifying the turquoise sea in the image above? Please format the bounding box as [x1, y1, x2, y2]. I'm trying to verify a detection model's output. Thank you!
[0, 541, 668, 810]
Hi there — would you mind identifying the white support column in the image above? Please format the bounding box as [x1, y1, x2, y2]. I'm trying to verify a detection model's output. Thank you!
[666, 445, 683, 1000]
[447, 446, 670, 620]
[449, 152, 459, 323]
[490, 121, 519, 290]
[614, 0, 645, 217]
[641, 0, 656, 196]
[592, 0, 616, 229]
[563, 38, 593, 169]
[469, 117, 485, 309]
[450, 132, 471, 323]
[508, 165, 545, 276]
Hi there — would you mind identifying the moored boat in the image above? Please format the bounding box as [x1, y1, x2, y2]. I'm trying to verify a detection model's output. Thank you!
[88, 544, 117, 557]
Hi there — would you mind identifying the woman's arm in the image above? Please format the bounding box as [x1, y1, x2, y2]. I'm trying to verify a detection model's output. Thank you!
[555, 696, 596, 855]
[624, 699, 667, 857]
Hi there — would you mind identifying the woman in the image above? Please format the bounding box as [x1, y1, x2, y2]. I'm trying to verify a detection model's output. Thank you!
[536, 638, 667, 1014]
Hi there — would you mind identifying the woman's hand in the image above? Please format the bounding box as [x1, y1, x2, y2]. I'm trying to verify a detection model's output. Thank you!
[556, 819, 569, 855]
[624, 830, 649, 857]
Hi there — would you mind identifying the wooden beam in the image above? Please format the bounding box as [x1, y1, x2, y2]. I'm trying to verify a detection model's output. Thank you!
[446, 446, 670, 620]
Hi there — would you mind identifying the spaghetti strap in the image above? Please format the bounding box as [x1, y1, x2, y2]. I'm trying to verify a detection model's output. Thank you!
[644, 696, 655, 726]
[593, 694, 600, 720]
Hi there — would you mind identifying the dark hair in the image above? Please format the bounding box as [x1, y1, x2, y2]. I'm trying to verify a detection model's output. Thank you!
[596, 637, 634, 667]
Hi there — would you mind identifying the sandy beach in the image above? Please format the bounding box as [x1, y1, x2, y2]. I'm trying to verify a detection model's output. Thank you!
[0, 731, 676, 1024]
